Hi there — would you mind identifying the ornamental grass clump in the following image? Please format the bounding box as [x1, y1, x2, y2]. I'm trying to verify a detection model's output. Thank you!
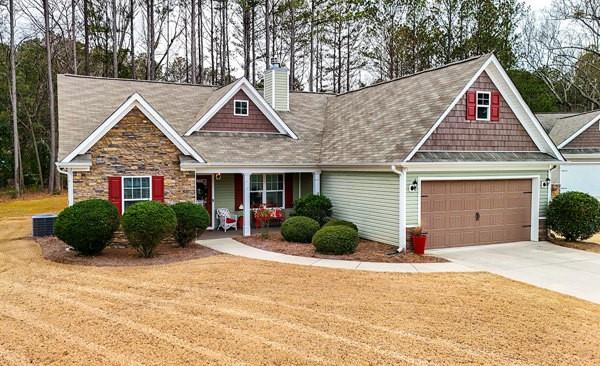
[281, 216, 320, 243]
[547, 191, 600, 241]
[171, 202, 210, 247]
[121, 201, 177, 257]
[54, 199, 120, 255]
[312, 226, 359, 255]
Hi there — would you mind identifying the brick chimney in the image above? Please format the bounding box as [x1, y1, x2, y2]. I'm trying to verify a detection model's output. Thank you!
[264, 58, 289, 112]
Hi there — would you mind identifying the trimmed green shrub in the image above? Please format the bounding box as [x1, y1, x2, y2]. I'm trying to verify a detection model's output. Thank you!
[281, 216, 320, 243]
[171, 202, 210, 247]
[312, 226, 359, 255]
[293, 194, 332, 226]
[547, 191, 600, 241]
[121, 201, 177, 257]
[54, 199, 119, 255]
[322, 219, 358, 232]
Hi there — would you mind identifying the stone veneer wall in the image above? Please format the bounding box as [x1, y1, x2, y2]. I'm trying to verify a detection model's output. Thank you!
[73, 107, 195, 204]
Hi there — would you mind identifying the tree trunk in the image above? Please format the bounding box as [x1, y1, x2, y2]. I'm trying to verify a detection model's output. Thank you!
[346, 21, 350, 92]
[265, 0, 270, 69]
[289, 1, 295, 90]
[308, 0, 314, 92]
[112, 0, 118, 77]
[72, 0, 78, 74]
[130, 0, 135, 79]
[198, 0, 203, 83]
[243, 2, 250, 79]
[210, 0, 215, 84]
[44, 0, 58, 193]
[84, 0, 89, 74]
[191, 0, 197, 83]
[251, 3, 256, 85]
[9, 0, 21, 197]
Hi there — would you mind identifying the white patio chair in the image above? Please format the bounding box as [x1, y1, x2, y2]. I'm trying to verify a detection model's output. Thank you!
[217, 208, 238, 232]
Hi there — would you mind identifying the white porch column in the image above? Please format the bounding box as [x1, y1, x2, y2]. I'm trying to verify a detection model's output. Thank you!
[67, 169, 74, 206]
[398, 170, 407, 253]
[312, 171, 321, 195]
[243, 172, 251, 236]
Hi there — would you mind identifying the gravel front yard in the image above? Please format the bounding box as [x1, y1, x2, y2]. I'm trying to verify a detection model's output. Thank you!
[0, 214, 599, 365]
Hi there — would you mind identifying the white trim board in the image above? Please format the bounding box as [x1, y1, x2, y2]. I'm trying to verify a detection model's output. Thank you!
[61, 93, 205, 164]
[557, 114, 600, 148]
[403, 55, 564, 162]
[184, 78, 298, 139]
[413, 175, 541, 242]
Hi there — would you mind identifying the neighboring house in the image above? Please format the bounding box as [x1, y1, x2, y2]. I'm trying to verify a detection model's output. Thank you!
[537, 111, 600, 199]
[56, 54, 563, 250]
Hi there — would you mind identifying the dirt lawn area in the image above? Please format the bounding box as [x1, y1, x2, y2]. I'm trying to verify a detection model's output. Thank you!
[0, 197, 599, 365]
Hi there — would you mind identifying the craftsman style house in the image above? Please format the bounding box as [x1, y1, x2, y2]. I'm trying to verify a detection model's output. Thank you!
[56, 54, 563, 250]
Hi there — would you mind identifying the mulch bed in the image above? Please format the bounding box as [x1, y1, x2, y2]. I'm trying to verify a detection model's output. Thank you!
[235, 233, 447, 263]
[549, 238, 600, 254]
[37, 236, 221, 267]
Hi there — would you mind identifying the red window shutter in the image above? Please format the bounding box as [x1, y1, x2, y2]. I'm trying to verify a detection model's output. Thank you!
[234, 174, 243, 209]
[285, 174, 294, 208]
[152, 176, 164, 202]
[107, 176, 122, 215]
[491, 91, 500, 121]
[466, 90, 476, 120]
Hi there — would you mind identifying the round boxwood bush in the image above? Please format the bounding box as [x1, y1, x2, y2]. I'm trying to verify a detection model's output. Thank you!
[281, 216, 320, 243]
[54, 199, 119, 255]
[312, 226, 359, 255]
[121, 201, 177, 257]
[293, 194, 332, 226]
[547, 191, 600, 241]
[322, 219, 358, 232]
[171, 202, 210, 247]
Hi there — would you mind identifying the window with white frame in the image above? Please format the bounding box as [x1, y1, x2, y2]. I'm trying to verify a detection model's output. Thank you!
[249, 174, 284, 208]
[123, 177, 151, 211]
[476, 91, 491, 120]
[234, 100, 249, 116]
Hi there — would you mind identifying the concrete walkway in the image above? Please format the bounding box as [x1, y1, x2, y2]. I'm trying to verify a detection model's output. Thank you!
[429, 241, 600, 304]
[198, 238, 476, 273]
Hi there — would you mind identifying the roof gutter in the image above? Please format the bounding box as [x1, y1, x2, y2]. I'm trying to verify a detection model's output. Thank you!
[391, 165, 407, 253]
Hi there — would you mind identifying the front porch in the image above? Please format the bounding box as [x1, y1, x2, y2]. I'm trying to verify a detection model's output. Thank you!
[193, 170, 321, 236]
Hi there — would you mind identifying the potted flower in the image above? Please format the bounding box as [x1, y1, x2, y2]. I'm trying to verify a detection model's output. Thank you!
[254, 205, 272, 238]
[410, 226, 427, 255]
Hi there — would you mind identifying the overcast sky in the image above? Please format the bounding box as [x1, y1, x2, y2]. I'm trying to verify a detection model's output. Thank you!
[523, 0, 550, 11]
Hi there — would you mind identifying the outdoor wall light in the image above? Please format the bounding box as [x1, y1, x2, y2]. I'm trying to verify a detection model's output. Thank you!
[409, 179, 418, 192]
[541, 177, 551, 188]
[215, 173, 222, 181]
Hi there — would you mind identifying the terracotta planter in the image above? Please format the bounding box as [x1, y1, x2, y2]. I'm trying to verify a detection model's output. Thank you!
[412, 235, 427, 255]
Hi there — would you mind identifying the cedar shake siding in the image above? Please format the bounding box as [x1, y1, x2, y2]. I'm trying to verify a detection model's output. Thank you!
[72, 107, 195, 203]
[420, 72, 538, 152]
[200, 90, 279, 133]
[563, 121, 600, 149]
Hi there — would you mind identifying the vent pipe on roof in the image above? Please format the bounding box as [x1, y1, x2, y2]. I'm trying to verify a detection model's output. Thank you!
[264, 58, 289, 112]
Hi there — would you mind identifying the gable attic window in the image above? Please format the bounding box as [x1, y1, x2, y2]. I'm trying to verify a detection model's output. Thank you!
[234, 100, 249, 116]
[476, 91, 491, 121]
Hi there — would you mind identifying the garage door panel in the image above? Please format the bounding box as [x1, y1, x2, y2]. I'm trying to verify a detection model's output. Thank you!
[421, 179, 532, 248]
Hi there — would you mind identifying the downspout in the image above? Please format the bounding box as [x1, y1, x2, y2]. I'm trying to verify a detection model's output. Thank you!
[55, 163, 74, 207]
[391, 165, 407, 253]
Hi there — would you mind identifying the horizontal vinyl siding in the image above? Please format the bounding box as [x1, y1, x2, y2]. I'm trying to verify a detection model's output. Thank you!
[406, 170, 550, 227]
[214, 174, 235, 213]
[321, 171, 399, 245]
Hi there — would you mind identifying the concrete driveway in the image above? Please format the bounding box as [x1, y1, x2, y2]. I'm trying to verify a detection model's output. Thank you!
[430, 241, 600, 304]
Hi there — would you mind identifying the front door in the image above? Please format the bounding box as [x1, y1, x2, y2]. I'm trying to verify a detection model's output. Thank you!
[196, 175, 213, 227]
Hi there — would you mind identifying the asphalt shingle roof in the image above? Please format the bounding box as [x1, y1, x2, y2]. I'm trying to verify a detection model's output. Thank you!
[58, 54, 529, 166]
[536, 111, 600, 147]
[411, 151, 556, 162]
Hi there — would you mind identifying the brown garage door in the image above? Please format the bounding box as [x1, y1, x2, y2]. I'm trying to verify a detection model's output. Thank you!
[421, 179, 532, 249]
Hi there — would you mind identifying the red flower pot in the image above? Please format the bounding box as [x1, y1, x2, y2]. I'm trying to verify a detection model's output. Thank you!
[412, 235, 427, 255]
